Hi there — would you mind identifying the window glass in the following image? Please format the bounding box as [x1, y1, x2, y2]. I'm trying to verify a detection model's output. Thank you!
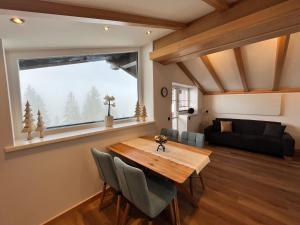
[19, 52, 138, 128]
[178, 88, 189, 111]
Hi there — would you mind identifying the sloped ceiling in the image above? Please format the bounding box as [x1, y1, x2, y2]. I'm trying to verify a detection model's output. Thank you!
[182, 32, 300, 92]
[46, 0, 215, 23]
[207, 50, 241, 91]
[281, 32, 300, 88]
[242, 38, 277, 90]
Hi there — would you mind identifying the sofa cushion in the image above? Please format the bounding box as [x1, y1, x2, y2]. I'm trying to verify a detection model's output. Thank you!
[221, 121, 232, 133]
[240, 135, 283, 156]
[215, 118, 282, 135]
[263, 123, 286, 138]
[210, 132, 243, 147]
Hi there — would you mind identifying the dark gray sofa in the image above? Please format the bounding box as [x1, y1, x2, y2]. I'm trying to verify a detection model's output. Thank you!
[204, 118, 295, 157]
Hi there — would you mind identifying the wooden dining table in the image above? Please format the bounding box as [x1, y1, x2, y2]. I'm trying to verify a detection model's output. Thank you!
[108, 136, 212, 207]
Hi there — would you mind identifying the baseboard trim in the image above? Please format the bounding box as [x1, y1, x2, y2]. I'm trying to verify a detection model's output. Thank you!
[40, 190, 103, 225]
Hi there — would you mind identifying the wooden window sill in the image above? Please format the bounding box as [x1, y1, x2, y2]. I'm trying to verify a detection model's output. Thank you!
[4, 120, 155, 153]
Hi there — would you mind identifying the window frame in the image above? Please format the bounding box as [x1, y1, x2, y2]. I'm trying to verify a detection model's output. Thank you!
[6, 47, 142, 140]
[172, 86, 190, 115]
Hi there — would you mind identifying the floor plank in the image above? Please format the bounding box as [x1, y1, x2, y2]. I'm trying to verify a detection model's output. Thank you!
[46, 146, 300, 225]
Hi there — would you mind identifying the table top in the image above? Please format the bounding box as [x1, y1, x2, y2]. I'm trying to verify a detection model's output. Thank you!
[108, 136, 212, 184]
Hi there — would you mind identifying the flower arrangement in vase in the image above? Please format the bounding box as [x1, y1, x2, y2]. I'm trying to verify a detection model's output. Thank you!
[104, 95, 115, 127]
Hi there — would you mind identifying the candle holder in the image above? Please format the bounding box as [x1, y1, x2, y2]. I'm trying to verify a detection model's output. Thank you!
[154, 135, 168, 152]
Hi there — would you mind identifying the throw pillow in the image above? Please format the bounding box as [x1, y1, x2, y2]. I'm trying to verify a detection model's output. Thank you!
[221, 121, 232, 133]
[263, 123, 286, 138]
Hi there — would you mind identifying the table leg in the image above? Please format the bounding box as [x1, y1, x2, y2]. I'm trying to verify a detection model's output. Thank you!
[176, 184, 199, 208]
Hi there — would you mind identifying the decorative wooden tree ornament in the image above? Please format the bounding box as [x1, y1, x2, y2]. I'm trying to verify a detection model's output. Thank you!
[21, 101, 35, 140]
[134, 101, 141, 121]
[141, 105, 148, 122]
[36, 110, 45, 138]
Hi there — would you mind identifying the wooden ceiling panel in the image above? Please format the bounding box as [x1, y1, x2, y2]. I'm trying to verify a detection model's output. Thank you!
[273, 35, 290, 91]
[202, 0, 229, 11]
[0, 0, 186, 30]
[280, 32, 300, 88]
[150, 0, 300, 64]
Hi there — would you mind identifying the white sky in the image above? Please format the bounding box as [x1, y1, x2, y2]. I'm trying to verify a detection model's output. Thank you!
[19, 60, 138, 124]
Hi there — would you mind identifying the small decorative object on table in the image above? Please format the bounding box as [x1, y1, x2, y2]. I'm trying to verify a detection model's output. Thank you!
[21, 101, 35, 140]
[36, 110, 45, 138]
[134, 101, 141, 121]
[154, 135, 168, 152]
[140, 105, 148, 122]
[104, 95, 115, 127]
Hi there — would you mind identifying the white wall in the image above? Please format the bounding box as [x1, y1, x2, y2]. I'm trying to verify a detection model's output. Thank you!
[153, 61, 202, 131]
[0, 45, 156, 225]
[141, 44, 154, 120]
[0, 43, 203, 225]
[0, 124, 155, 225]
[203, 93, 300, 148]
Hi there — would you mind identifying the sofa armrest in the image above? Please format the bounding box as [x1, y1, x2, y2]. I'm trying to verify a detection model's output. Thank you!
[282, 133, 295, 157]
[204, 125, 214, 142]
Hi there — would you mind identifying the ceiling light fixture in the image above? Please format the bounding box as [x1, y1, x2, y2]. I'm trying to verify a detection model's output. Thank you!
[146, 30, 152, 35]
[104, 26, 110, 31]
[10, 17, 25, 25]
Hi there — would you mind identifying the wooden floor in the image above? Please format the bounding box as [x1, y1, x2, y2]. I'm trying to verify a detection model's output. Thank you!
[47, 146, 300, 225]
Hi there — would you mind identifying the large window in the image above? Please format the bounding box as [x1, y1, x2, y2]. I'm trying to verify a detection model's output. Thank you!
[18, 52, 138, 128]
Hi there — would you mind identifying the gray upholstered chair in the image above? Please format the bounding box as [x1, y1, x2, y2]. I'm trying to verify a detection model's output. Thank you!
[160, 128, 179, 142]
[181, 131, 205, 147]
[91, 148, 121, 224]
[114, 157, 181, 225]
[180, 132, 206, 196]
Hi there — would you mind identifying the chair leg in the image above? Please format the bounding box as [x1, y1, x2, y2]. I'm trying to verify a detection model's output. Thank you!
[199, 173, 205, 190]
[148, 219, 153, 225]
[173, 196, 181, 225]
[189, 177, 193, 196]
[99, 182, 107, 211]
[169, 202, 176, 225]
[122, 202, 130, 225]
[116, 194, 121, 225]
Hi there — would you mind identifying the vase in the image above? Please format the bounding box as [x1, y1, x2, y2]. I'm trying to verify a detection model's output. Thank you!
[105, 116, 113, 127]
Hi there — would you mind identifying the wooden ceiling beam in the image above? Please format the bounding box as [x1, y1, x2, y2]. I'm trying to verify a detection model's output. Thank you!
[0, 0, 186, 30]
[206, 87, 300, 95]
[154, 0, 285, 50]
[233, 48, 249, 92]
[176, 62, 206, 94]
[150, 0, 300, 64]
[202, 0, 229, 11]
[200, 56, 225, 92]
[273, 35, 290, 91]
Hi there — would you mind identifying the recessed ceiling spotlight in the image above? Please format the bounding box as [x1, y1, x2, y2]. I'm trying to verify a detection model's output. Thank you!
[146, 30, 152, 35]
[104, 26, 110, 31]
[10, 17, 25, 25]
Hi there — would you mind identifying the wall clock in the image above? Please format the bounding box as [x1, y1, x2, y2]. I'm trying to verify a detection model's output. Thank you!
[161, 87, 168, 97]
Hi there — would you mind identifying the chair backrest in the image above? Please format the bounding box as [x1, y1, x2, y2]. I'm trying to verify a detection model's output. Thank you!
[181, 131, 204, 147]
[160, 128, 179, 142]
[91, 148, 120, 192]
[114, 157, 151, 215]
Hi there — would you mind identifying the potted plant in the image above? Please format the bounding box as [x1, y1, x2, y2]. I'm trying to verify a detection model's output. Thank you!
[104, 95, 115, 127]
